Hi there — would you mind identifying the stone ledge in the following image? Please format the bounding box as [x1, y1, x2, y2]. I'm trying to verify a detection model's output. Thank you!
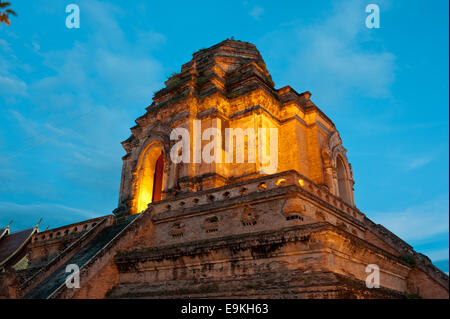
[107, 270, 403, 299]
[152, 170, 365, 229]
[114, 223, 409, 269]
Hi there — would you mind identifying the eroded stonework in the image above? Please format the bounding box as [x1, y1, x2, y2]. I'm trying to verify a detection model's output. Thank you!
[1, 39, 448, 299]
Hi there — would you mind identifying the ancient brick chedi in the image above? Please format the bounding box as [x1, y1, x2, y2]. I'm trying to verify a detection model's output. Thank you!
[1, 39, 448, 299]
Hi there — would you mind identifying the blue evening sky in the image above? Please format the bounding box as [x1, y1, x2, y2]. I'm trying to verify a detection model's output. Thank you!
[0, 0, 448, 272]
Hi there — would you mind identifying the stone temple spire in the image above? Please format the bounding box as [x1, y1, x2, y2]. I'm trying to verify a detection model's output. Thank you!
[2, 40, 447, 300]
[149, 39, 275, 112]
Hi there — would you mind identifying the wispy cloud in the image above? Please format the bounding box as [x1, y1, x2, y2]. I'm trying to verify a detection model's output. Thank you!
[0, 39, 27, 100]
[249, 5, 264, 20]
[405, 155, 433, 171]
[0, 75, 27, 98]
[260, 0, 396, 105]
[367, 195, 449, 242]
[3, 0, 164, 156]
[425, 248, 449, 262]
[0, 0, 166, 223]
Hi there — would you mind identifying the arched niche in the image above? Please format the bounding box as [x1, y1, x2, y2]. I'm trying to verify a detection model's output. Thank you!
[321, 148, 334, 192]
[132, 141, 165, 214]
[336, 155, 352, 205]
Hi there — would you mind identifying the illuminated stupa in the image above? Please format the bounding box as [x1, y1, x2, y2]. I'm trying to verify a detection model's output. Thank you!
[2, 40, 448, 299]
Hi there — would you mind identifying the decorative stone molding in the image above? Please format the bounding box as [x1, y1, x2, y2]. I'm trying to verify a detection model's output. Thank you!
[241, 205, 258, 226]
[112, 198, 132, 217]
[202, 216, 219, 233]
[169, 222, 185, 238]
[315, 209, 327, 222]
[282, 198, 306, 221]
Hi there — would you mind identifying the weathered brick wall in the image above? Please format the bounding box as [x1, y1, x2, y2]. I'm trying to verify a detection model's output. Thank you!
[109, 224, 411, 298]
[406, 268, 449, 299]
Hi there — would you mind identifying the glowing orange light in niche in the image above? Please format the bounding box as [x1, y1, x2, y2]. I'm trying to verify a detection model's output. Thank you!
[135, 147, 164, 213]
[152, 153, 164, 202]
